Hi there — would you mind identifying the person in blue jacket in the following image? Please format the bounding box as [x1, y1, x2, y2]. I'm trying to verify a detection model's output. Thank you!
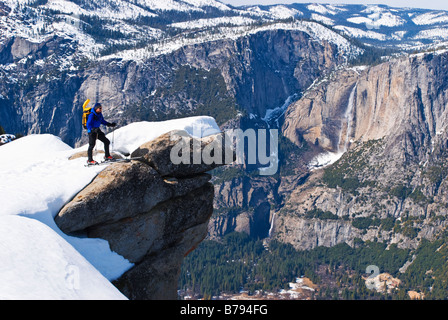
[87, 102, 116, 165]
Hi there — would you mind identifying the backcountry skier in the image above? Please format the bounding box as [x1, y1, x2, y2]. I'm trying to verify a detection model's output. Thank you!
[86, 102, 117, 165]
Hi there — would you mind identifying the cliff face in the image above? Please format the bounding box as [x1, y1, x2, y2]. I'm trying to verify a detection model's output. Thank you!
[275, 51, 448, 251]
[284, 52, 448, 155]
[210, 174, 280, 239]
[0, 35, 84, 146]
[55, 130, 230, 300]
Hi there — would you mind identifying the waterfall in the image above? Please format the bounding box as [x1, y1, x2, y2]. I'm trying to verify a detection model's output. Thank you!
[339, 83, 357, 153]
[308, 83, 357, 170]
[268, 211, 276, 238]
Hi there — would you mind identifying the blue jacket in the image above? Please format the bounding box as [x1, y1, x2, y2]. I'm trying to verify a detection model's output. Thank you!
[86, 109, 110, 133]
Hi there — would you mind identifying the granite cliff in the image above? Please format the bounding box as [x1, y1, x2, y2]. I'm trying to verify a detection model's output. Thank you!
[274, 50, 448, 251]
[55, 130, 231, 299]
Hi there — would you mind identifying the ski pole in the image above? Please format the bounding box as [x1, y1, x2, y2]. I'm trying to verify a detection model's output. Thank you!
[112, 127, 115, 153]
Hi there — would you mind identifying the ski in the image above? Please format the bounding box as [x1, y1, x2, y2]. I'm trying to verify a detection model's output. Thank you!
[85, 157, 143, 167]
[85, 162, 102, 167]
[100, 157, 143, 164]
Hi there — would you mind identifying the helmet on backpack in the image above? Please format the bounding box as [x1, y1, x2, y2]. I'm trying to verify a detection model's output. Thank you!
[82, 99, 91, 130]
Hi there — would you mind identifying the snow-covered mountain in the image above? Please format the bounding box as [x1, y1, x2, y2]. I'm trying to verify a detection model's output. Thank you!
[246, 3, 448, 49]
[0, 1, 446, 89]
[1, 1, 447, 61]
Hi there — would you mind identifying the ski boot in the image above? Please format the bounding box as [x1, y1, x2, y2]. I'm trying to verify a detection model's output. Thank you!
[86, 160, 99, 166]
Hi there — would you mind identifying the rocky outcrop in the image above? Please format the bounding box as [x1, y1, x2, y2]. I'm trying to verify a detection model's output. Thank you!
[55, 131, 231, 299]
[130, 130, 232, 177]
[110, 184, 214, 300]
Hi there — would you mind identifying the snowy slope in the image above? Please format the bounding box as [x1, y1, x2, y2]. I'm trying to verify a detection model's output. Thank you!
[130, 0, 202, 12]
[241, 3, 448, 49]
[0, 116, 220, 299]
[268, 5, 302, 19]
[182, 0, 231, 11]
[0, 215, 127, 300]
[334, 25, 387, 41]
[43, 0, 157, 19]
[347, 11, 405, 28]
[307, 3, 338, 16]
[412, 12, 448, 25]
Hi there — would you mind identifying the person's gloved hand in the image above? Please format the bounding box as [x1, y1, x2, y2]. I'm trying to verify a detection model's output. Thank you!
[108, 122, 117, 127]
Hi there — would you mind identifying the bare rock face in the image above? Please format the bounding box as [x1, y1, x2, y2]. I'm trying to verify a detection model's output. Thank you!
[282, 69, 359, 152]
[110, 184, 214, 300]
[55, 131, 229, 299]
[275, 52, 448, 251]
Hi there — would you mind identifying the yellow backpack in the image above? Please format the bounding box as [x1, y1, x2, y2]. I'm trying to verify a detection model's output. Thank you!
[82, 99, 91, 130]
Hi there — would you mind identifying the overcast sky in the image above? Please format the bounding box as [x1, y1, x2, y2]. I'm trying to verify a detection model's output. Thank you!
[221, 0, 448, 11]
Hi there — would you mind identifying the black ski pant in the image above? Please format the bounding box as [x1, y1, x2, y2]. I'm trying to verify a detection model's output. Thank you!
[88, 129, 110, 161]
